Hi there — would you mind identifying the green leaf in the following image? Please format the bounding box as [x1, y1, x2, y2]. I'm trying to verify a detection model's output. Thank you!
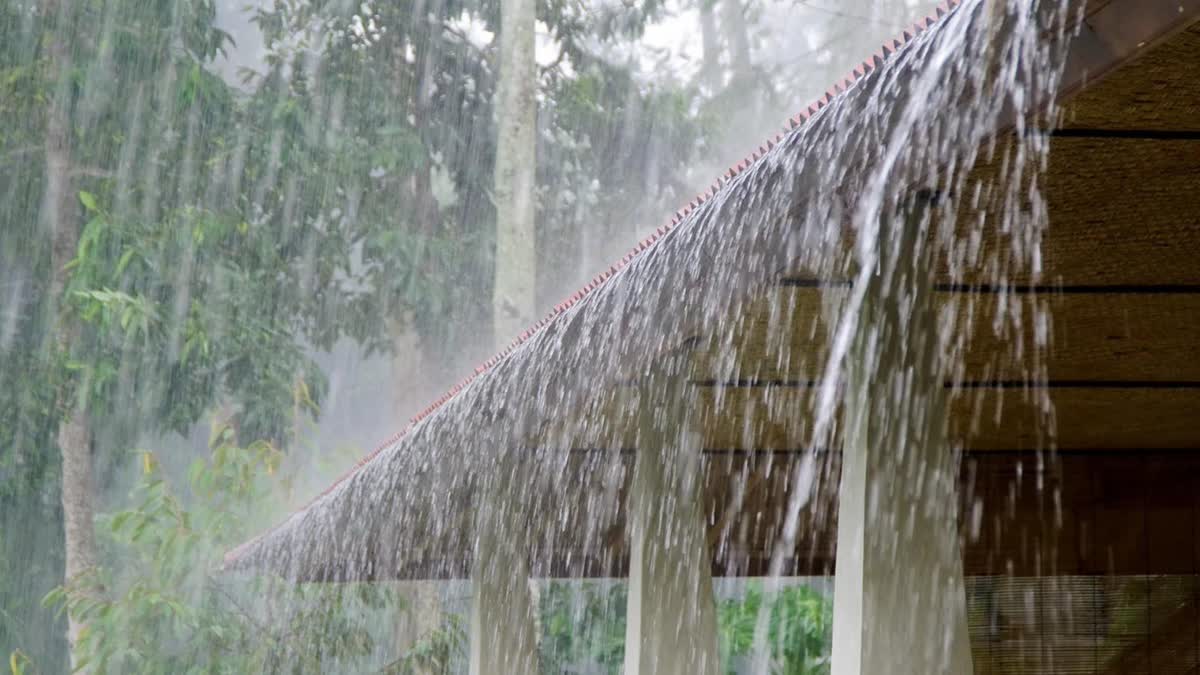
[42, 586, 66, 608]
[10, 648, 32, 675]
[110, 511, 133, 533]
[116, 248, 137, 275]
[78, 191, 98, 212]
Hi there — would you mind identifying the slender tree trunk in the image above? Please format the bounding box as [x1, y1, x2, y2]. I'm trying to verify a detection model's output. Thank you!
[720, 0, 752, 81]
[699, 0, 721, 89]
[476, 2, 541, 669]
[43, 0, 98, 667]
[491, 0, 537, 344]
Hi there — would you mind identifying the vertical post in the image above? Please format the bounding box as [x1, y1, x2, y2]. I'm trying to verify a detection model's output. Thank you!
[624, 381, 721, 675]
[831, 195, 974, 675]
[470, 460, 540, 675]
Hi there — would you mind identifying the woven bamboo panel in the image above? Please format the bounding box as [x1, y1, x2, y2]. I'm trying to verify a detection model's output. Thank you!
[951, 135, 1200, 286]
[1061, 23, 1200, 131]
[968, 575, 1200, 675]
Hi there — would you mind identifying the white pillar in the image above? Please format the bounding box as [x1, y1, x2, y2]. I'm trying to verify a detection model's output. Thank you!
[470, 462, 540, 675]
[831, 198, 974, 675]
[624, 382, 721, 675]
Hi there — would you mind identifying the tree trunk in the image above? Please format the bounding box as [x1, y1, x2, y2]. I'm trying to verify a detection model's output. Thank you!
[43, 0, 98, 667]
[699, 0, 721, 89]
[720, 0, 753, 81]
[491, 0, 538, 345]
[476, 2, 541, 669]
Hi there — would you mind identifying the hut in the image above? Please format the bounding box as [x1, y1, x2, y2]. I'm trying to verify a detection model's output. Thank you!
[225, 0, 1200, 672]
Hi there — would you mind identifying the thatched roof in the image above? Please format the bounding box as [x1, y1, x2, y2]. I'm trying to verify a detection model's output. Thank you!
[225, 0, 1200, 584]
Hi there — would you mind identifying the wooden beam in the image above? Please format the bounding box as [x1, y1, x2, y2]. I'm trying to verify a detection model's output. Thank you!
[958, 386, 1200, 450]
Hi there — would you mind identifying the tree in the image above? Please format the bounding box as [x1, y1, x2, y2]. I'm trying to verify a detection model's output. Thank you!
[243, 0, 700, 362]
[491, 0, 538, 345]
[0, 0, 441, 664]
[46, 422, 404, 674]
[699, 0, 722, 90]
[721, 0, 754, 81]
[1, 0, 236, 665]
[40, 0, 97, 665]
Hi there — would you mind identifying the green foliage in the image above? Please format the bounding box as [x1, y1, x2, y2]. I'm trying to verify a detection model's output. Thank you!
[8, 649, 33, 675]
[536, 580, 831, 674]
[0, 2, 243, 662]
[64, 196, 333, 443]
[380, 615, 467, 675]
[248, 0, 703, 327]
[44, 425, 398, 674]
[539, 580, 627, 673]
[717, 583, 832, 675]
[243, 0, 497, 361]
